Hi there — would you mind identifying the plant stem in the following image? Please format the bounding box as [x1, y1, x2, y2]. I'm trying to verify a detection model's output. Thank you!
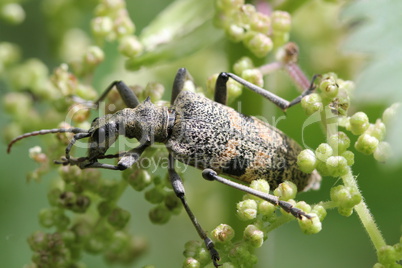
[341, 169, 387, 251]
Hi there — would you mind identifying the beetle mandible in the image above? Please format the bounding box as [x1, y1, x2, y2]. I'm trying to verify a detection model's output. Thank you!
[7, 68, 321, 267]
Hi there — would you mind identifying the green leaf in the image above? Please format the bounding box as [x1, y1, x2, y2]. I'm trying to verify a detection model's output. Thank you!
[341, 0, 402, 163]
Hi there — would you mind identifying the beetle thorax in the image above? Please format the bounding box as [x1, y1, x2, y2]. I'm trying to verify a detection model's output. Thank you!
[120, 98, 170, 143]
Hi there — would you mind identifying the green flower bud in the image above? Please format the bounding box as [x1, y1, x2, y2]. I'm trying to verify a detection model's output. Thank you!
[320, 77, 339, 99]
[215, 0, 244, 11]
[98, 200, 114, 217]
[330, 185, 361, 209]
[91, 16, 114, 37]
[108, 231, 129, 253]
[114, 15, 135, 37]
[119, 35, 143, 57]
[311, 205, 327, 222]
[243, 224, 264, 248]
[382, 103, 400, 125]
[301, 93, 323, 115]
[145, 186, 165, 204]
[84, 46, 104, 67]
[349, 112, 370, 135]
[237, 199, 258, 221]
[341, 150, 355, 166]
[315, 143, 333, 162]
[326, 156, 349, 177]
[183, 240, 202, 258]
[243, 32, 273, 58]
[327, 131, 350, 154]
[227, 78, 243, 102]
[297, 149, 317, 173]
[249, 179, 270, 194]
[39, 208, 56, 228]
[233, 57, 254, 75]
[274, 181, 297, 200]
[295, 201, 311, 214]
[258, 200, 276, 218]
[107, 207, 131, 229]
[226, 24, 246, 42]
[1, 3, 25, 24]
[98, 179, 120, 200]
[298, 213, 322, 234]
[366, 120, 386, 141]
[27, 231, 48, 251]
[355, 134, 379, 155]
[241, 68, 263, 87]
[211, 224, 235, 243]
[250, 12, 270, 33]
[149, 205, 171, 224]
[85, 236, 105, 254]
[164, 191, 181, 214]
[271, 11, 291, 33]
[374, 141, 392, 163]
[378, 245, 398, 265]
[0, 42, 20, 67]
[316, 159, 330, 177]
[124, 169, 152, 192]
[183, 257, 200, 268]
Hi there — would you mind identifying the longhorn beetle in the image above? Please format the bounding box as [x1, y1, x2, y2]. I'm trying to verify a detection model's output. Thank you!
[8, 68, 321, 267]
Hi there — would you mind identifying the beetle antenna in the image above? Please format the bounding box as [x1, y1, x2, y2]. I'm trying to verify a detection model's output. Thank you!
[7, 128, 88, 154]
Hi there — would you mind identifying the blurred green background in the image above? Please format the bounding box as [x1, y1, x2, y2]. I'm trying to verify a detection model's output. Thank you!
[1, 0, 402, 267]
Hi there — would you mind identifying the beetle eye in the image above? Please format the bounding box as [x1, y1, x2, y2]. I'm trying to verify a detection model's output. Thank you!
[97, 127, 106, 144]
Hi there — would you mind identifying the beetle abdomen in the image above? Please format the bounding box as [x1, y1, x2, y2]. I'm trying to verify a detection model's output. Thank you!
[167, 91, 316, 191]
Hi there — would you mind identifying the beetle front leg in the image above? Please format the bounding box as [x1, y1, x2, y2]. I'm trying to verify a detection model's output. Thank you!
[168, 154, 220, 267]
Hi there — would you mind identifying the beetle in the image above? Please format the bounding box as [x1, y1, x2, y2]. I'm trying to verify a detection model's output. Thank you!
[7, 68, 321, 267]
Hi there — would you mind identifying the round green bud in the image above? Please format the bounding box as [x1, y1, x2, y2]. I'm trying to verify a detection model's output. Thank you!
[183, 257, 200, 268]
[274, 181, 297, 200]
[227, 78, 243, 102]
[297, 149, 317, 173]
[382, 103, 400, 125]
[233, 57, 254, 75]
[98, 179, 120, 200]
[84, 46, 104, 67]
[355, 133, 379, 155]
[119, 35, 143, 57]
[211, 224, 235, 243]
[164, 191, 181, 214]
[0, 42, 21, 67]
[295, 201, 312, 214]
[215, 0, 244, 11]
[107, 207, 131, 229]
[258, 200, 276, 219]
[319, 77, 339, 99]
[108, 231, 129, 253]
[98, 200, 114, 217]
[330, 185, 361, 209]
[338, 207, 353, 217]
[124, 169, 152, 192]
[226, 24, 246, 42]
[39, 208, 56, 228]
[183, 240, 202, 258]
[91, 16, 114, 37]
[315, 143, 333, 162]
[237, 199, 258, 221]
[271, 11, 291, 33]
[250, 12, 270, 33]
[301, 93, 323, 115]
[243, 224, 264, 248]
[85, 237, 105, 254]
[149, 205, 171, 224]
[243, 32, 273, 58]
[327, 131, 351, 154]
[1, 3, 25, 24]
[311, 204, 327, 222]
[374, 141, 392, 163]
[326, 156, 349, 177]
[366, 120, 386, 141]
[241, 68, 263, 87]
[298, 213, 322, 234]
[349, 112, 370, 135]
[341, 150, 355, 166]
[144, 186, 165, 204]
[27, 231, 48, 251]
[249, 179, 270, 194]
[114, 15, 135, 37]
[378, 245, 398, 265]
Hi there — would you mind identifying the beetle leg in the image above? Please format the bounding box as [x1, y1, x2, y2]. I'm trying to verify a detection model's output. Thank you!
[215, 72, 318, 111]
[168, 154, 220, 267]
[202, 169, 312, 220]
